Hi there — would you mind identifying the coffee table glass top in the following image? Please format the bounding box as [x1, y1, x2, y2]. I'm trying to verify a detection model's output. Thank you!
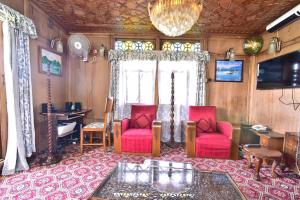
[90, 159, 245, 200]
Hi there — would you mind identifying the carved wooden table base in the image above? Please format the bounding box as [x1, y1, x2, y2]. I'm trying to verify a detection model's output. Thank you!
[243, 146, 282, 181]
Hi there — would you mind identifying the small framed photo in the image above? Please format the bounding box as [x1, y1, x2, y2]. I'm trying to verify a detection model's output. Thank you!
[39, 47, 63, 76]
[215, 60, 244, 82]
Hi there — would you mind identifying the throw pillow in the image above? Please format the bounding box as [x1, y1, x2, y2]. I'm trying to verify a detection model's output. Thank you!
[196, 118, 215, 133]
[130, 113, 154, 129]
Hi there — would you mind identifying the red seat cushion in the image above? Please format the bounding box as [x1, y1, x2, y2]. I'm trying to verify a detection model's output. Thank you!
[196, 133, 231, 159]
[130, 113, 154, 129]
[189, 106, 217, 136]
[121, 129, 152, 153]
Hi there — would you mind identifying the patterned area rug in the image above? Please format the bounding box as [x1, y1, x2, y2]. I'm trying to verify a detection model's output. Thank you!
[0, 145, 299, 200]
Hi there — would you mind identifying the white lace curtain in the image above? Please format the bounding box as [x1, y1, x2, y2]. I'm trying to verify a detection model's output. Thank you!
[158, 61, 198, 142]
[109, 50, 210, 142]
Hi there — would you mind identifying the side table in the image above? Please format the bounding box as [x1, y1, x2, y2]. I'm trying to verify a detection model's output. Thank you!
[243, 146, 282, 181]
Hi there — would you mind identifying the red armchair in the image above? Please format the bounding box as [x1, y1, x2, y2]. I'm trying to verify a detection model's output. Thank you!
[185, 106, 232, 159]
[113, 105, 161, 157]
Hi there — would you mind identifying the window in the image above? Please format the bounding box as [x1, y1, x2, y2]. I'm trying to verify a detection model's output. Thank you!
[115, 39, 155, 51]
[119, 60, 156, 104]
[158, 61, 198, 105]
[161, 41, 201, 52]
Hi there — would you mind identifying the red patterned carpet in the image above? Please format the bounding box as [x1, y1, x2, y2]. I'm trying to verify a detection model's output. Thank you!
[0, 145, 299, 200]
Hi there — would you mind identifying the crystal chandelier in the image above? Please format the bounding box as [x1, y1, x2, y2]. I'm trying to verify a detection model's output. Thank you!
[148, 0, 203, 37]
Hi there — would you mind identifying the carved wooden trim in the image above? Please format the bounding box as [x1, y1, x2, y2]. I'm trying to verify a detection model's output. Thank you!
[152, 120, 161, 157]
[113, 120, 122, 153]
[185, 121, 196, 157]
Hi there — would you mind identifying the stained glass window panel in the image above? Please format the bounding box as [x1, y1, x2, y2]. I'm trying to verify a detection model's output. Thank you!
[161, 41, 201, 52]
[114, 40, 155, 51]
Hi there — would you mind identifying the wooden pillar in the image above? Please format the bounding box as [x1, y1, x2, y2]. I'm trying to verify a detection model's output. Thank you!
[24, 0, 30, 17]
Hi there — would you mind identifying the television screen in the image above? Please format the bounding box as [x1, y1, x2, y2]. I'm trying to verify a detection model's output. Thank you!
[215, 60, 243, 82]
[257, 50, 300, 89]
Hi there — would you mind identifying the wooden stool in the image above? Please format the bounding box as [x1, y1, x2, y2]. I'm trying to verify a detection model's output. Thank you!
[243, 146, 282, 181]
[80, 97, 113, 153]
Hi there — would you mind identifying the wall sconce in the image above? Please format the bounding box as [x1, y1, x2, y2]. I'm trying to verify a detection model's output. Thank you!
[268, 37, 281, 54]
[99, 44, 105, 57]
[50, 37, 64, 53]
[225, 48, 235, 61]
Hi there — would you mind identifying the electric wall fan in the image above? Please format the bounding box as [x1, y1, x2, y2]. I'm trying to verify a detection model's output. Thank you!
[68, 34, 91, 62]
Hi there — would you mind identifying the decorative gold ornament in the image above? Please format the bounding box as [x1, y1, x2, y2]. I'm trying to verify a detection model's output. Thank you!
[148, 0, 203, 37]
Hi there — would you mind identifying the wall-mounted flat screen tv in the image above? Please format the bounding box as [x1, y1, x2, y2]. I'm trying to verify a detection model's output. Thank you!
[257, 50, 300, 89]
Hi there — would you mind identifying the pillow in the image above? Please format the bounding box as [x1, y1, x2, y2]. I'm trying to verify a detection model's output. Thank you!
[196, 118, 215, 133]
[130, 113, 154, 129]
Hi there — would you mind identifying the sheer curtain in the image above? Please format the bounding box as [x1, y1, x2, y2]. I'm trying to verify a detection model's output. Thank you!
[115, 60, 156, 119]
[157, 61, 198, 142]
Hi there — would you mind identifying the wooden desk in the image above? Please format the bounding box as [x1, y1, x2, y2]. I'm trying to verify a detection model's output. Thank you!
[283, 132, 300, 174]
[38, 109, 92, 152]
[251, 130, 284, 152]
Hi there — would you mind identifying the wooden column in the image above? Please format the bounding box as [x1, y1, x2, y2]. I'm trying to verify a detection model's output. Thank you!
[166, 72, 180, 148]
[39, 63, 61, 165]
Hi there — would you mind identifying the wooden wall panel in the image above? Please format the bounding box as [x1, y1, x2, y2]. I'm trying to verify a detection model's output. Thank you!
[249, 19, 300, 133]
[67, 35, 111, 123]
[206, 36, 250, 126]
[0, 0, 24, 14]
[29, 3, 68, 152]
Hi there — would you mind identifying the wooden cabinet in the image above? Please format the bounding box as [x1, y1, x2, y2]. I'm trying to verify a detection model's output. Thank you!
[256, 131, 284, 152]
[283, 132, 300, 174]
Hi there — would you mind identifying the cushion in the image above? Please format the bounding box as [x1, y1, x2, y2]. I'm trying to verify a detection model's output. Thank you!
[121, 129, 152, 153]
[196, 118, 215, 134]
[196, 133, 231, 159]
[189, 106, 217, 135]
[83, 122, 104, 129]
[130, 113, 154, 129]
[131, 105, 156, 119]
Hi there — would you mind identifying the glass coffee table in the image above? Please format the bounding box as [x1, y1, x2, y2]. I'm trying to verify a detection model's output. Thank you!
[89, 159, 246, 200]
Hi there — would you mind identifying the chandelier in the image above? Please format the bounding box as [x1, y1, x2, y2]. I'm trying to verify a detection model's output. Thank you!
[148, 0, 203, 37]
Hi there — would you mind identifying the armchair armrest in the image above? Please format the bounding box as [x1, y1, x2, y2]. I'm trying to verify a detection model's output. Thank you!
[121, 118, 130, 134]
[113, 118, 131, 153]
[217, 121, 233, 140]
[185, 121, 196, 157]
[152, 120, 161, 157]
[113, 120, 122, 153]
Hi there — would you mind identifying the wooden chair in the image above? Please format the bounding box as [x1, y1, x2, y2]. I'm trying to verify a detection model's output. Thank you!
[80, 97, 114, 153]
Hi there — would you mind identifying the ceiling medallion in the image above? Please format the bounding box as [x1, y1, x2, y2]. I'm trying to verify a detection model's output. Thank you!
[148, 0, 203, 37]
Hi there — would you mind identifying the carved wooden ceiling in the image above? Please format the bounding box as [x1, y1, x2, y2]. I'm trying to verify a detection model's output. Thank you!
[31, 0, 300, 35]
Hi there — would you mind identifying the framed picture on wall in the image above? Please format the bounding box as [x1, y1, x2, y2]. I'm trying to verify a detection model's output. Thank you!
[215, 60, 244, 82]
[39, 47, 63, 76]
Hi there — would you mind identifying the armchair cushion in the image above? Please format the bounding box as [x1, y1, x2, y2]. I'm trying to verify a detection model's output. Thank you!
[189, 106, 217, 135]
[130, 113, 154, 129]
[121, 129, 152, 153]
[131, 105, 156, 118]
[196, 133, 231, 159]
[217, 121, 233, 139]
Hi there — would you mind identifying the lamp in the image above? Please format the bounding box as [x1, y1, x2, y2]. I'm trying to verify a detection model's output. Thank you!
[225, 48, 235, 61]
[99, 44, 105, 57]
[50, 37, 64, 53]
[148, 0, 203, 37]
[268, 37, 281, 54]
